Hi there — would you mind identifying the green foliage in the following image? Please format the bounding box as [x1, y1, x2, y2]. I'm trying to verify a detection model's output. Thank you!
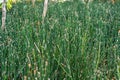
[0, 1, 120, 80]
[0, 0, 13, 10]
[0, 0, 43, 10]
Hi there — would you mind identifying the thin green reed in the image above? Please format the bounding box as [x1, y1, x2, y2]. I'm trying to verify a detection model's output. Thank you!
[0, 1, 120, 80]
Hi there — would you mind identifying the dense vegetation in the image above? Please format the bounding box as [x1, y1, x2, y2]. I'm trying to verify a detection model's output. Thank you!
[0, 1, 120, 80]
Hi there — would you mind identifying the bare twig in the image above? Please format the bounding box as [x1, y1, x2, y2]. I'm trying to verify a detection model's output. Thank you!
[1, 0, 7, 31]
[42, 0, 48, 24]
[32, 0, 35, 6]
